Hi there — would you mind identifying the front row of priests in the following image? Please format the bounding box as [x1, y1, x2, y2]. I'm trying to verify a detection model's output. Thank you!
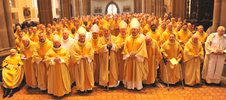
[1, 18, 226, 97]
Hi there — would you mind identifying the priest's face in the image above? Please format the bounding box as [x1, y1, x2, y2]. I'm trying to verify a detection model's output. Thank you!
[217, 27, 225, 36]
[169, 34, 176, 42]
[103, 29, 110, 38]
[53, 41, 61, 48]
[192, 36, 199, 44]
[92, 32, 98, 39]
[120, 29, 126, 36]
[151, 25, 156, 32]
[18, 32, 23, 38]
[63, 32, 69, 40]
[182, 25, 188, 31]
[39, 34, 46, 43]
[168, 24, 173, 31]
[10, 49, 17, 56]
[131, 28, 139, 37]
[79, 34, 86, 43]
[198, 27, 204, 33]
[22, 39, 30, 47]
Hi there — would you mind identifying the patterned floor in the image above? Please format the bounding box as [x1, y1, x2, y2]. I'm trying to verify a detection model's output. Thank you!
[1, 83, 226, 100]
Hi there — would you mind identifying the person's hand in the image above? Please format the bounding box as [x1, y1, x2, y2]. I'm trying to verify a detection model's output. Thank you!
[130, 52, 136, 58]
[54, 57, 61, 63]
[194, 55, 199, 58]
[217, 50, 224, 55]
[82, 55, 87, 59]
[107, 42, 112, 49]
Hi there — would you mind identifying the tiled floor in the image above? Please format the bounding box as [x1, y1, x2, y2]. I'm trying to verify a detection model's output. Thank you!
[1, 83, 226, 100]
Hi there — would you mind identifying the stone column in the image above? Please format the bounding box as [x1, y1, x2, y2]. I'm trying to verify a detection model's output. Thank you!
[0, 0, 15, 56]
[37, 0, 53, 25]
[172, 0, 186, 19]
[3, 0, 15, 47]
[212, 0, 221, 32]
[61, 0, 71, 18]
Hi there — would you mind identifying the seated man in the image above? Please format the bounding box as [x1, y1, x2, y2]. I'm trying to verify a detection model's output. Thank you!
[2, 49, 24, 98]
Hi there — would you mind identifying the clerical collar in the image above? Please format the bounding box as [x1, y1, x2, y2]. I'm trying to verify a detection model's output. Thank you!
[92, 37, 98, 40]
[53, 45, 62, 51]
[39, 40, 46, 45]
[105, 35, 111, 40]
[168, 40, 175, 45]
[78, 41, 86, 46]
[132, 34, 139, 39]
[25, 41, 31, 48]
[63, 38, 69, 43]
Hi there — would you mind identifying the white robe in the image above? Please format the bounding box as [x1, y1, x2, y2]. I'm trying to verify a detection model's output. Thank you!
[204, 33, 226, 84]
[62, 37, 74, 50]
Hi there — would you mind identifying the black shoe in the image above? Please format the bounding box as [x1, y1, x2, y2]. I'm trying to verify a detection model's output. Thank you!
[2, 89, 10, 98]
[87, 90, 93, 93]
[8, 89, 15, 98]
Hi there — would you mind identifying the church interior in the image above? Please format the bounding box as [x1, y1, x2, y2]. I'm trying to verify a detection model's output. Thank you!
[0, 0, 226, 99]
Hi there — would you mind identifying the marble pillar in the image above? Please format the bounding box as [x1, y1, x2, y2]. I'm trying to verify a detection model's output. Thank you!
[172, 0, 186, 19]
[61, 0, 71, 18]
[212, 0, 222, 32]
[0, 0, 15, 55]
[37, 0, 53, 25]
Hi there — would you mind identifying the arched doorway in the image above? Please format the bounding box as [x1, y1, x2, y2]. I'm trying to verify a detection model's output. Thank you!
[105, 1, 120, 14]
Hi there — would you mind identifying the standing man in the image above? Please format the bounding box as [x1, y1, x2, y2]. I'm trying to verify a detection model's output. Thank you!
[144, 36, 162, 85]
[202, 26, 226, 84]
[45, 35, 71, 97]
[160, 34, 183, 84]
[33, 33, 52, 91]
[90, 24, 101, 84]
[98, 21, 119, 88]
[70, 27, 95, 92]
[183, 35, 204, 86]
[116, 20, 128, 81]
[123, 18, 148, 90]
[21, 37, 37, 88]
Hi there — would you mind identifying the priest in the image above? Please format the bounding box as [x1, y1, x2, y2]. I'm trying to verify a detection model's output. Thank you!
[183, 35, 204, 86]
[70, 27, 95, 92]
[2, 49, 24, 98]
[122, 18, 148, 90]
[45, 35, 71, 97]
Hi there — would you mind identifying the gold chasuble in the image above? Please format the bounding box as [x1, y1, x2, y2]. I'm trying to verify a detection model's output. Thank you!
[2, 53, 24, 89]
[21, 41, 37, 88]
[45, 47, 71, 97]
[160, 40, 183, 84]
[98, 35, 119, 87]
[89, 38, 100, 83]
[144, 38, 162, 84]
[122, 34, 148, 90]
[116, 34, 128, 81]
[183, 39, 204, 86]
[33, 39, 52, 90]
[70, 41, 95, 91]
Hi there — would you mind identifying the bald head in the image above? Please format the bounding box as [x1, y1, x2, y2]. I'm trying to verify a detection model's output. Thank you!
[63, 30, 70, 40]
[169, 34, 176, 42]
[10, 49, 17, 56]
[192, 34, 199, 44]
[22, 37, 30, 47]
[217, 26, 225, 36]
[167, 23, 173, 31]
[39, 32, 46, 43]
[145, 36, 152, 45]
[197, 25, 204, 33]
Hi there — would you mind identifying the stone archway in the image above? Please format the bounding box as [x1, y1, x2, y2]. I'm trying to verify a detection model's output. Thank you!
[105, 1, 120, 14]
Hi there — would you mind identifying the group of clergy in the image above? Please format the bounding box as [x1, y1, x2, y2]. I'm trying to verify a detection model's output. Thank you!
[2, 13, 226, 98]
